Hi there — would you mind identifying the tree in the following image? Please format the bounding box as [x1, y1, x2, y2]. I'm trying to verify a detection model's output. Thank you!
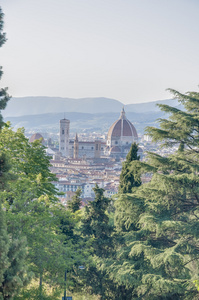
[118, 142, 141, 194]
[0, 8, 30, 300]
[0, 124, 90, 299]
[80, 186, 134, 300]
[0, 234, 31, 300]
[0, 126, 76, 293]
[0, 152, 10, 188]
[115, 142, 142, 231]
[80, 186, 114, 299]
[0, 7, 10, 191]
[0, 7, 10, 129]
[0, 203, 10, 299]
[25, 204, 73, 296]
[82, 185, 113, 257]
[0, 125, 58, 204]
[67, 188, 82, 213]
[0, 171, 31, 300]
[106, 89, 199, 299]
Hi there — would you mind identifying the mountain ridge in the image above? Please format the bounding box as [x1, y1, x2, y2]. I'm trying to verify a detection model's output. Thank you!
[2, 96, 180, 117]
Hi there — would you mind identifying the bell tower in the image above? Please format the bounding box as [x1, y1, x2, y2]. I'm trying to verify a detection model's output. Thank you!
[94, 140, 101, 159]
[59, 118, 70, 157]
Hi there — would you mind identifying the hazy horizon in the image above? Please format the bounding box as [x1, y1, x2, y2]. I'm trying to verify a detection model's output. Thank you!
[6, 94, 174, 105]
[1, 0, 199, 104]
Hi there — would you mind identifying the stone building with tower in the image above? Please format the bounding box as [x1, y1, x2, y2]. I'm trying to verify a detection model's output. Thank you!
[59, 118, 70, 157]
[58, 108, 139, 159]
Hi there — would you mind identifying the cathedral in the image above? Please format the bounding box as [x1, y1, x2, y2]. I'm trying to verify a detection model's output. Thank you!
[59, 108, 139, 159]
[106, 107, 138, 158]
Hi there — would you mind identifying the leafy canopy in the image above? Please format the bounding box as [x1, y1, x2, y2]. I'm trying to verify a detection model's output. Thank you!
[105, 89, 199, 299]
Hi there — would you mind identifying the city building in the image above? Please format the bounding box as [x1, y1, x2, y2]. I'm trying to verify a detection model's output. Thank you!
[59, 118, 70, 157]
[60, 108, 138, 159]
[50, 108, 141, 206]
[69, 140, 106, 159]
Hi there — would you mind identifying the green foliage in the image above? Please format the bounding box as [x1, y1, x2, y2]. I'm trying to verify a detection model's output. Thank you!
[0, 8, 6, 47]
[14, 287, 100, 300]
[0, 124, 87, 296]
[125, 141, 140, 164]
[105, 89, 199, 299]
[115, 142, 142, 232]
[193, 280, 199, 292]
[80, 186, 135, 299]
[0, 235, 32, 300]
[118, 142, 141, 194]
[70, 292, 100, 300]
[114, 192, 144, 232]
[0, 151, 11, 188]
[0, 125, 58, 202]
[146, 89, 199, 150]
[0, 203, 10, 298]
[0, 7, 10, 129]
[67, 188, 82, 213]
[14, 285, 61, 300]
[80, 186, 113, 299]
[0, 134, 31, 299]
[82, 185, 113, 257]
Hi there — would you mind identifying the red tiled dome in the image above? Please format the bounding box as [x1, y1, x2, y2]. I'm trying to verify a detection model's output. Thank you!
[29, 133, 44, 143]
[107, 108, 138, 140]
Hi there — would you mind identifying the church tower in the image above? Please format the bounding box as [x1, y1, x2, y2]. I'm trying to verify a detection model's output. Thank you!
[94, 140, 101, 159]
[74, 133, 79, 159]
[59, 118, 70, 157]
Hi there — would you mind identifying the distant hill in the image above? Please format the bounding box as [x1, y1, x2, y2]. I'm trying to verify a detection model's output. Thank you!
[125, 98, 181, 113]
[2, 96, 181, 117]
[2, 97, 123, 117]
[4, 110, 167, 135]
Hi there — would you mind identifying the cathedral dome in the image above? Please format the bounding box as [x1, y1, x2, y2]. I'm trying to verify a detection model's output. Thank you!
[29, 133, 44, 143]
[107, 108, 138, 141]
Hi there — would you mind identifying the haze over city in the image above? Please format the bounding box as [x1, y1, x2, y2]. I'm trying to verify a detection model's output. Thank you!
[1, 0, 199, 104]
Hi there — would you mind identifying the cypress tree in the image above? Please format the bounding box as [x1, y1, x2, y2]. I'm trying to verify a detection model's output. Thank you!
[80, 185, 119, 300]
[118, 142, 141, 194]
[82, 184, 112, 257]
[67, 187, 82, 213]
[115, 142, 142, 231]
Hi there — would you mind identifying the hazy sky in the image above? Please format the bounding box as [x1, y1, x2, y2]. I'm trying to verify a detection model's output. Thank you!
[1, 0, 199, 104]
